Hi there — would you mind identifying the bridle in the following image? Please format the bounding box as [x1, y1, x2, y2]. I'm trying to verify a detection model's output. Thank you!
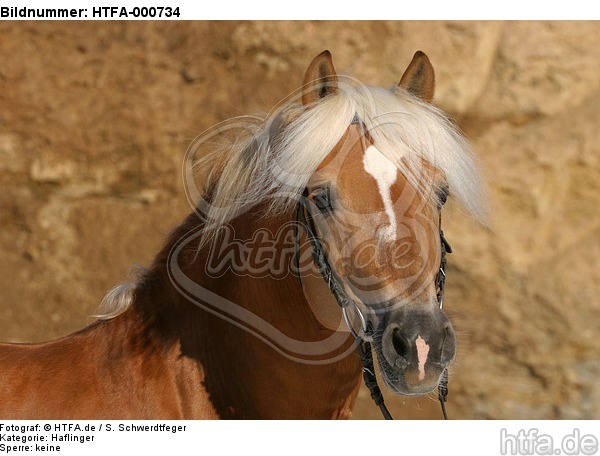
[293, 159, 453, 421]
[295, 191, 451, 420]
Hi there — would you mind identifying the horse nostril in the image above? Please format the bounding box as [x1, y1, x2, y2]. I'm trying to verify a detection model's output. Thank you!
[392, 328, 410, 359]
[441, 321, 456, 363]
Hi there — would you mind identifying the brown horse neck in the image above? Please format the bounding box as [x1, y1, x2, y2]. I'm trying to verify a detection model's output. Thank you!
[125, 209, 362, 418]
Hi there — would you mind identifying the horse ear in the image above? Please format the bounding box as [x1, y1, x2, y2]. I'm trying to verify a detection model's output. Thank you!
[398, 51, 435, 103]
[302, 50, 338, 105]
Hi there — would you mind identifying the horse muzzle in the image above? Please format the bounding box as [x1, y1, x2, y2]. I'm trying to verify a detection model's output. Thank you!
[374, 304, 456, 396]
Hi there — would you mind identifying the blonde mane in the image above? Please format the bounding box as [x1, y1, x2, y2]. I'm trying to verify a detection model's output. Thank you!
[192, 77, 486, 246]
[99, 76, 486, 320]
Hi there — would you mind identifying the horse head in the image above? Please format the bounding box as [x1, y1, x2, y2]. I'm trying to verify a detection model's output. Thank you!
[296, 51, 479, 396]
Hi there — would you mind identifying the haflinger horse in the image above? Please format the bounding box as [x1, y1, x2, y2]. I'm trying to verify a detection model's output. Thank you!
[0, 51, 485, 419]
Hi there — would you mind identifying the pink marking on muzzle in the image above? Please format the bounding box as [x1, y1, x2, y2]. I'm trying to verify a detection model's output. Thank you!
[415, 335, 430, 381]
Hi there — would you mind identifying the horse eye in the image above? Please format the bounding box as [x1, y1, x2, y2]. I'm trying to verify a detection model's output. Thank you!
[311, 187, 333, 213]
[437, 186, 449, 207]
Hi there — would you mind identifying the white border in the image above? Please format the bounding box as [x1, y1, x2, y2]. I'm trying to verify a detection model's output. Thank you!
[1, 420, 599, 455]
[2, 0, 599, 19]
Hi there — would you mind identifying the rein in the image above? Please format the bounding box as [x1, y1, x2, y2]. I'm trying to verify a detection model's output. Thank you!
[294, 189, 451, 420]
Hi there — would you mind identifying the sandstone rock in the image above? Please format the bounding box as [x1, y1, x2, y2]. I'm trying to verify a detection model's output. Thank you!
[472, 21, 600, 120]
[0, 134, 25, 173]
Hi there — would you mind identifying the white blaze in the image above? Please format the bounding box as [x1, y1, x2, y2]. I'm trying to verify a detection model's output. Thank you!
[362, 145, 398, 241]
[415, 335, 430, 381]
